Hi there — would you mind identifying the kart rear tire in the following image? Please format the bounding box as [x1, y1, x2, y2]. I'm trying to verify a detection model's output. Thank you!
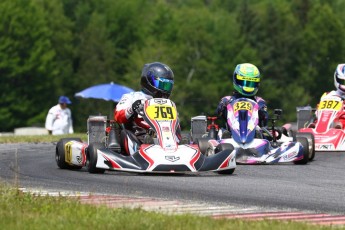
[56, 138, 83, 170]
[196, 137, 210, 155]
[296, 132, 315, 161]
[294, 137, 309, 165]
[86, 142, 105, 174]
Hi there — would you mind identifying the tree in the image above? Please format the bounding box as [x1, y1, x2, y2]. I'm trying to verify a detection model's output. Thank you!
[0, 0, 73, 131]
[296, 2, 345, 108]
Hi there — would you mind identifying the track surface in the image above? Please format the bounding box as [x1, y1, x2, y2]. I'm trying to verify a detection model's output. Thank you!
[1, 142, 345, 216]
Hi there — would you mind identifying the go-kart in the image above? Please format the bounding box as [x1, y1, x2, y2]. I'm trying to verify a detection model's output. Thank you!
[191, 98, 313, 165]
[296, 94, 345, 151]
[55, 98, 236, 174]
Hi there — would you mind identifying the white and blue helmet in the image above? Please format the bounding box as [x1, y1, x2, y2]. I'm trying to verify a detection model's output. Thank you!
[334, 64, 345, 92]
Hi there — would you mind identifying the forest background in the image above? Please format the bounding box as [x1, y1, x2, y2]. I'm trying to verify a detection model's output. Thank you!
[1, 0, 344, 132]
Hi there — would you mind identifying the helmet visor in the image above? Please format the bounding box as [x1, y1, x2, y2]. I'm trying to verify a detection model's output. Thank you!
[336, 75, 345, 85]
[235, 74, 259, 89]
[336, 76, 345, 91]
[149, 77, 174, 92]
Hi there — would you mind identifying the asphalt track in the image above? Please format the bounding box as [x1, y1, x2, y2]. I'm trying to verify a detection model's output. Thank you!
[1, 142, 345, 216]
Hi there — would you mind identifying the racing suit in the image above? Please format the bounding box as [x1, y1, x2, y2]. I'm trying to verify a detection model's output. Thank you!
[45, 104, 74, 135]
[114, 91, 182, 155]
[215, 92, 269, 138]
[115, 91, 153, 137]
[311, 89, 345, 128]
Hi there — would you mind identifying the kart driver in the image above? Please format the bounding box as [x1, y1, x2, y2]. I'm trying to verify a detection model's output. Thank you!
[309, 63, 345, 129]
[114, 62, 182, 155]
[215, 63, 269, 138]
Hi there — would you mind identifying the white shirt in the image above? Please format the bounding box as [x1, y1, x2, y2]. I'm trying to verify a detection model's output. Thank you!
[45, 104, 74, 135]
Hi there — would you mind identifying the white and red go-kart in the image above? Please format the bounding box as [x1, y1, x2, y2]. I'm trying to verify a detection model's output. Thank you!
[55, 98, 236, 174]
[297, 95, 345, 151]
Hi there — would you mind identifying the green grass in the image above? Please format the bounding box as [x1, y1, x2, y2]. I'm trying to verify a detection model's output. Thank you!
[0, 133, 87, 143]
[0, 184, 337, 230]
[0, 136, 340, 229]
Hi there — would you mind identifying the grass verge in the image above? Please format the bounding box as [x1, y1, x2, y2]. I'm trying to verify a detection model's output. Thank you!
[0, 135, 339, 229]
[0, 184, 335, 230]
[0, 133, 87, 143]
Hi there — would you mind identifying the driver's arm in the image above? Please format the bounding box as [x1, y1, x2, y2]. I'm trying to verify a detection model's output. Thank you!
[114, 94, 135, 123]
[258, 100, 268, 127]
[216, 96, 231, 120]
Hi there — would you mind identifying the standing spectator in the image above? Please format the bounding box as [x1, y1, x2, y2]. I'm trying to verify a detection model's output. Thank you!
[45, 96, 74, 135]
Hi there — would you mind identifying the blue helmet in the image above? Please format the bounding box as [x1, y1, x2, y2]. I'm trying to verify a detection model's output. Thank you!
[141, 62, 174, 98]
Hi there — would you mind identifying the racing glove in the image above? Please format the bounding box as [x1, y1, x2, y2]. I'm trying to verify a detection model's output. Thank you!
[131, 100, 143, 116]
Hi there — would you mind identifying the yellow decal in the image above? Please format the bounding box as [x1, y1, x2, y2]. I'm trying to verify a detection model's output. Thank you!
[243, 86, 255, 92]
[146, 105, 177, 121]
[318, 100, 342, 111]
[239, 64, 259, 76]
[236, 75, 260, 82]
[233, 101, 253, 113]
[65, 142, 73, 164]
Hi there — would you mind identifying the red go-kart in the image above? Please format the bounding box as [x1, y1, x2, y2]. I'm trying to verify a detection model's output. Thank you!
[298, 95, 345, 151]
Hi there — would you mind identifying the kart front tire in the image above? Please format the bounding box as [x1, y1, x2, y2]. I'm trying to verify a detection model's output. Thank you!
[217, 168, 235, 175]
[296, 132, 315, 161]
[86, 142, 105, 174]
[56, 138, 82, 170]
[215, 143, 233, 153]
[294, 137, 309, 165]
[196, 138, 211, 155]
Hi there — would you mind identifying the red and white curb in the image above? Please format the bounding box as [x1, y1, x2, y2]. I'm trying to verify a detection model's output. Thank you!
[19, 188, 345, 226]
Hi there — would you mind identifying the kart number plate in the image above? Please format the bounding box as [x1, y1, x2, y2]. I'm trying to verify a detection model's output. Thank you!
[318, 100, 342, 111]
[233, 101, 253, 112]
[146, 105, 177, 121]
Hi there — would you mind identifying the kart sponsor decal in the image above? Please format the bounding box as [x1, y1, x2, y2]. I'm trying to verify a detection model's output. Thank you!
[76, 156, 82, 164]
[64, 142, 73, 164]
[165, 156, 180, 162]
[283, 151, 297, 160]
[316, 144, 334, 150]
[153, 99, 168, 104]
[236, 75, 260, 82]
[318, 100, 342, 111]
[162, 126, 170, 132]
[146, 105, 177, 121]
[233, 101, 253, 113]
